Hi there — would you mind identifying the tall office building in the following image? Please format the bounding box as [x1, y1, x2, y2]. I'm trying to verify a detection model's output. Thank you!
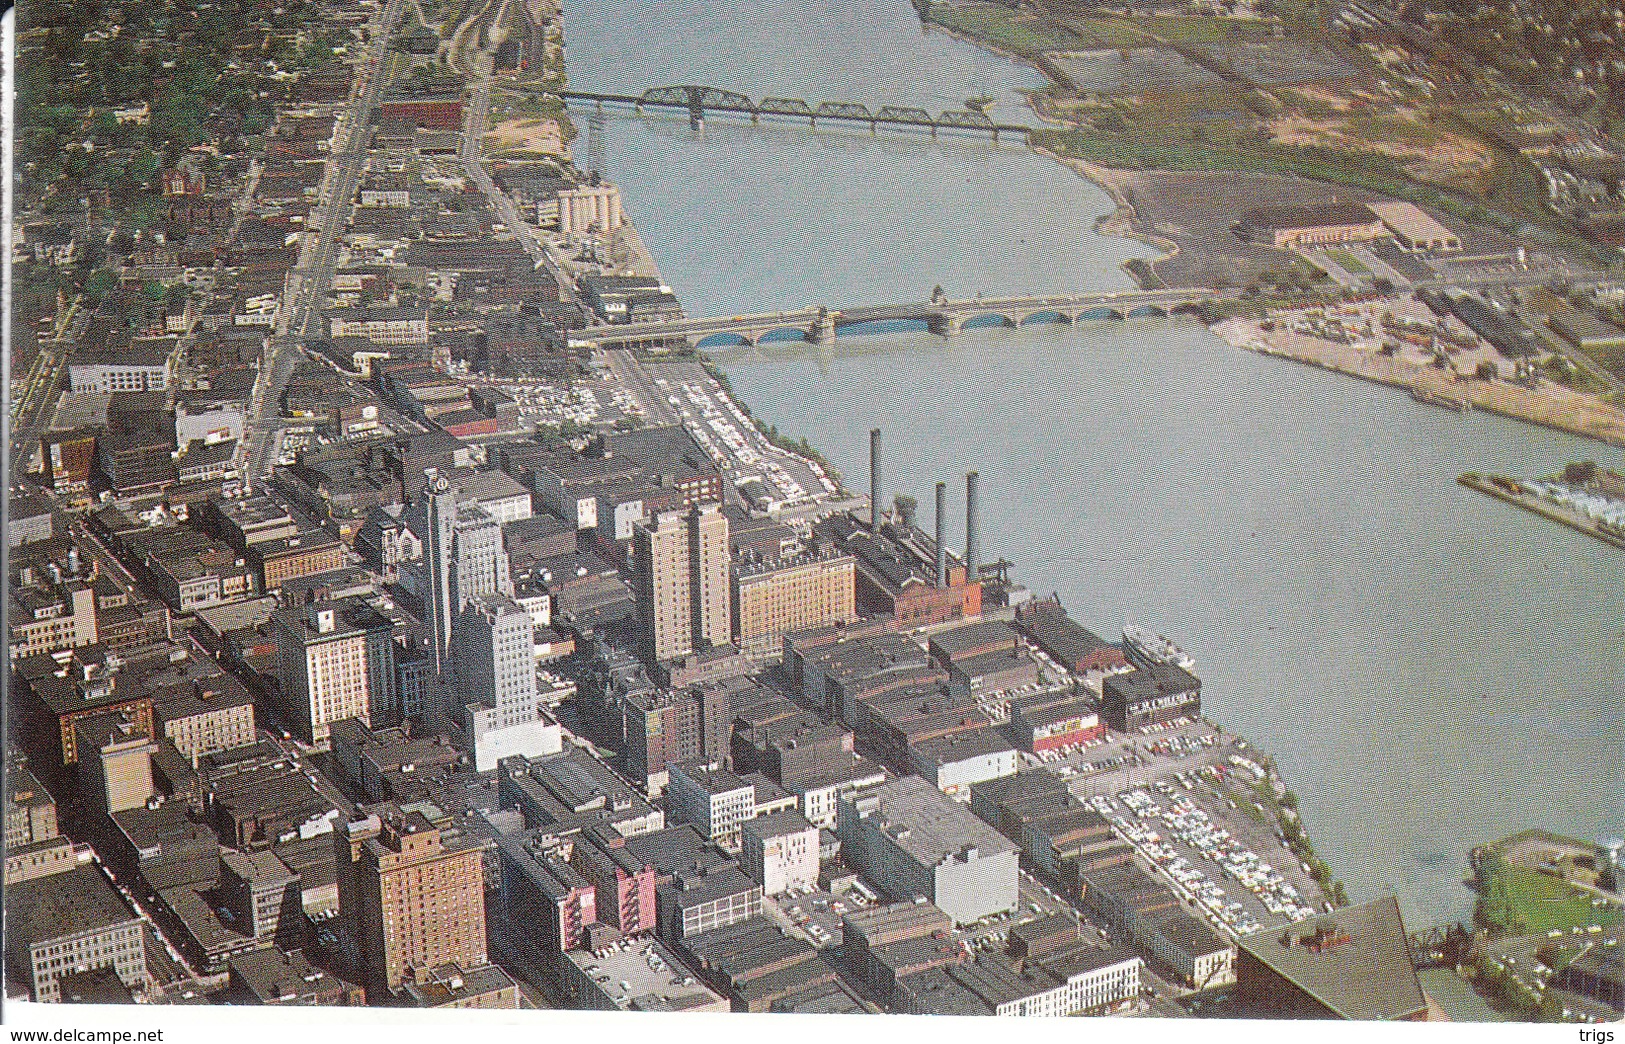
[414, 469, 513, 674]
[271, 601, 373, 744]
[453, 594, 559, 770]
[351, 812, 488, 999]
[422, 472, 458, 674]
[633, 503, 729, 664]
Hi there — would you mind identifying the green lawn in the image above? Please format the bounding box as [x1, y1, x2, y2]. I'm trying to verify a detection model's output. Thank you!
[928, 5, 1082, 55]
[1479, 858, 1623, 935]
[1325, 249, 1371, 275]
[1125, 14, 1278, 44]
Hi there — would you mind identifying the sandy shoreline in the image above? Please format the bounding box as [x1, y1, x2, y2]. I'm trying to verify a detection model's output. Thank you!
[1211, 315, 1625, 447]
[1031, 145, 1178, 269]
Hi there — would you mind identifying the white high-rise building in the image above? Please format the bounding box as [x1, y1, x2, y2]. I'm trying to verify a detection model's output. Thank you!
[412, 469, 513, 675]
[453, 595, 559, 771]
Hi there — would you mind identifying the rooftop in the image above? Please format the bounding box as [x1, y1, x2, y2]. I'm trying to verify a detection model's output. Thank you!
[1236, 895, 1427, 1021]
[564, 937, 724, 1012]
[911, 726, 1017, 770]
[850, 775, 1017, 868]
[7, 863, 140, 945]
[229, 947, 352, 1003]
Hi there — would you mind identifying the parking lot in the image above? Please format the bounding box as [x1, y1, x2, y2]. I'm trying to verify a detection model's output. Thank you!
[770, 881, 883, 949]
[1054, 720, 1331, 942]
[501, 377, 641, 430]
[653, 361, 839, 513]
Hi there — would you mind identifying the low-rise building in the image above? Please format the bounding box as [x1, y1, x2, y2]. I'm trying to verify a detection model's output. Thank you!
[399, 962, 521, 1009]
[740, 810, 820, 895]
[559, 936, 728, 1012]
[1233, 896, 1428, 1020]
[7, 862, 148, 1003]
[837, 775, 1019, 926]
[498, 831, 598, 955]
[666, 761, 757, 849]
[228, 947, 364, 1005]
[1100, 663, 1201, 732]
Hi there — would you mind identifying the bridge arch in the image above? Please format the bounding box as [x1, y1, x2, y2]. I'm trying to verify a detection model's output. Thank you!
[1018, 310, 1072, 327]
[756, 326, 813, 344]
[695, 332, 751, 350]
[1170, 302, 1207, 318]
[1075, 307, 1126, 322]
[960, 312, 1017, 331]
[1126, 304, 1168, 319]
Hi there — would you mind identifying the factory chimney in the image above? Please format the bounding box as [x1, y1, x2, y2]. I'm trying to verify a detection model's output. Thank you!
[934, 481, 948, 587]
[870, 428, 883, 531]
[964, 470, 980, 582]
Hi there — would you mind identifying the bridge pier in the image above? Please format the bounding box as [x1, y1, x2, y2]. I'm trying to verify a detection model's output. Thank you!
[813, 311, 837, 346]
[927, 314, 959, 337]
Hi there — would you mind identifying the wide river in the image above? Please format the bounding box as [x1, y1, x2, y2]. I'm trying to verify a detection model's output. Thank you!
[565, 0, 1625, 930]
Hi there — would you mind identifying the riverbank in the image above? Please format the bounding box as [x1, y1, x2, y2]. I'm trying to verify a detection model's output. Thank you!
[1031, 144, 1177, 284]
[1458, 473, 1625, 550]
[1212, 314, 1625, 447]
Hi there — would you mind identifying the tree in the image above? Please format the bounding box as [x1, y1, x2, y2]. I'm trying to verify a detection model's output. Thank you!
[1562, 461, 1598, 485]
[894, 495, 918, 529]
[84, 269, 117, 301]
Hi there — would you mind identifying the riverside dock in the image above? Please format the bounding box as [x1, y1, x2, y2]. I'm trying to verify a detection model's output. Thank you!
[1458, 473, 1625, 550]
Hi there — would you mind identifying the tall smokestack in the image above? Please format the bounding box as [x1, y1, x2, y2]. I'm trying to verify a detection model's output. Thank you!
[870, 428, 883, 531]
[965, 471, 980, 582]
[935, 481, 948, 586]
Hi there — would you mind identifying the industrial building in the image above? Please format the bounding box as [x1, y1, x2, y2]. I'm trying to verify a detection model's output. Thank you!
[1100, 663, 1202, 732]
[838, 775, 1019, 925]
[1235, 202, 1387, 249]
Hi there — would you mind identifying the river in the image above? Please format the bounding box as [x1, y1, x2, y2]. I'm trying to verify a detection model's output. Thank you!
[564, 0, 1625, 932]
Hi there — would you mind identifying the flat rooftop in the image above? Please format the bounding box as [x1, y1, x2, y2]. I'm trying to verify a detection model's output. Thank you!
[8, 863, 140, 946]
[565, 937, 724, 1012]
[910, 726, 1017, 768]
[852, 775, 1017, 867]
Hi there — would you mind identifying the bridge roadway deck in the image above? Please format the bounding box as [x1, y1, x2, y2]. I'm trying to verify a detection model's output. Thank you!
[569, 289, 1220, 346]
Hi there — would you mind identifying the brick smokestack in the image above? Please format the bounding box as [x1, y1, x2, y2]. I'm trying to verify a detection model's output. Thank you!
[964, 470, 980, 581]
[935, 481, 948, 586]
[870, 428, 883, 531]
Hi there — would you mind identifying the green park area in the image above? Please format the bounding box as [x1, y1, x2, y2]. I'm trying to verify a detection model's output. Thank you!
[1475, 855, 1623, 936]
[927, 4, 1086, 55]
[1325, 249, 1370, 275]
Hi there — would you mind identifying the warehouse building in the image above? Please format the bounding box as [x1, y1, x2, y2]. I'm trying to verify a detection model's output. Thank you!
[1235, 202, 1387, 249]
[1100, 663, 1201, 732]
[1367, 200, 1461, 252]
[838, 775, 1018, 925]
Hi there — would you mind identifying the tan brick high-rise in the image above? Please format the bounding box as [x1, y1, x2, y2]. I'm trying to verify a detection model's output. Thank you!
[634, 503, 729, 663]
[352, 813, 488, 998]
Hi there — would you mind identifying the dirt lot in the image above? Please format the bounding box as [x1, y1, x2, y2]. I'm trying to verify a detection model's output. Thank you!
[484, 117, 568, 158]
[1100, 168, 1393, 288]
